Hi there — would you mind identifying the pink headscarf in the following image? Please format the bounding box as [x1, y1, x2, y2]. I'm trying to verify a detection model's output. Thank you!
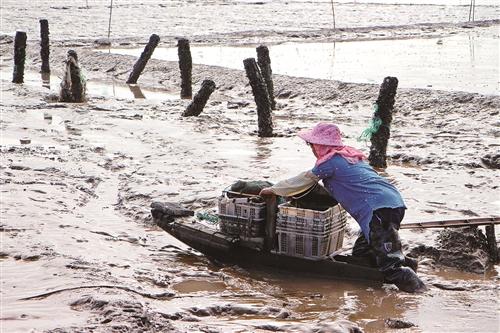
[297, 123, 366, 165]
[312, 143, 366, 166]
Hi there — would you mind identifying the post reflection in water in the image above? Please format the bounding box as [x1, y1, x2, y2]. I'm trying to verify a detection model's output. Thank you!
[468, 34, 475, 66]
[128, 84, 146, 99]
[253, 138, 273, 164]
[41, 72, 50, 89]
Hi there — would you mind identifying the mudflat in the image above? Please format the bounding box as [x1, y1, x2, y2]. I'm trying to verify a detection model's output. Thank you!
[1, 1, 499, 332]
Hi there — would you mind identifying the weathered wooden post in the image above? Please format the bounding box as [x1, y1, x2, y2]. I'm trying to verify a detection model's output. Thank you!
[40, 19, 50, 74]
[243, 58, 273, 137]
[485, 225, 499, 263]
[265, 195, 277, 251]
[59, 50, 86, 103]
[368, 76, 398, 168]
[256, 45, 276, 110]
[126, 34, 160, 84]
[12, 31, 27, 84]
[178, 38, 192, 99]
[182, 80, 216, 117]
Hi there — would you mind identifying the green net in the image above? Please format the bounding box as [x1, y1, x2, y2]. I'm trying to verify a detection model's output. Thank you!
[196, 212, 220, 224]
[358, 104, 382, 142]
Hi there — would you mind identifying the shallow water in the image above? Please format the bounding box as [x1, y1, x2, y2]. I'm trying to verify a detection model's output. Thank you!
[107, 26, 499, 95]
[0, 69, 179, 101]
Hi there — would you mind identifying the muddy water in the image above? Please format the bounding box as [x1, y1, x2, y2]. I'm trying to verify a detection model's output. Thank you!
[1, 70, 499, 332]
[107, 26, 499, 95]
[0, 68, 179, 101]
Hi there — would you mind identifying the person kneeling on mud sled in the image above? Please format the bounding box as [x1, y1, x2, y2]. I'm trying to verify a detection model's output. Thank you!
[260, 122, 426, 293]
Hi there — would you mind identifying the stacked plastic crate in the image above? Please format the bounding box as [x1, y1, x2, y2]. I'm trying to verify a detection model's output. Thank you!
[218, 194, 266, 237]
[275, 203, 347, 260]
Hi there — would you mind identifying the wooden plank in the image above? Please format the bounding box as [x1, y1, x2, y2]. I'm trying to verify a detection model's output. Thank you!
[265, 195, 277, 251]
[400, 217, 500, 229]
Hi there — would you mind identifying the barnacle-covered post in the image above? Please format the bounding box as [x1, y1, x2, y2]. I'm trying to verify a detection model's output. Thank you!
[368, 76, 398, 168]
[59, 50, 86, 103]
[178, 38, 192, 99]
[182, 79, 216, 117]
[12, 31, 27, 84]
[126, 34, 160, 84]
[40, 19, 50, 74]
[256, 45, 276, 110]
[243, 57, 273, 137]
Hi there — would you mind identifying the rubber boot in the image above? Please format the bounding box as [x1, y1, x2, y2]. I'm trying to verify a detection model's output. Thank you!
[353, 234, 419, 272]
[404, 256, 418, 273]
[369, 208, 426, 293]
[385, 267, 427, 293]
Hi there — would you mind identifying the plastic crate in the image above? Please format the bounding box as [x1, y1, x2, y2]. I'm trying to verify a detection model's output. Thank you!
[278, 202, 341, 220]
[218, 193, 266, 220]
[276, 219, 334, 236]
[277, 203, 346, 233]
[276, 228, 345, 260]
[217, 192, 266, 237]
[275, 202, 346, 259]
[218, 214, 265, 237]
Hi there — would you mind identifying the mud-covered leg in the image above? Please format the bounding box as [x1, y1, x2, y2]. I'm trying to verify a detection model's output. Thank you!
[369, 208, 426, 293]
[353, 232, 417, 272]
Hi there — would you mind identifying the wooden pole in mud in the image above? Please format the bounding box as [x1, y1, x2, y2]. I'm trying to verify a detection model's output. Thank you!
[12, 31, 27, 84]
[256, 45, 276, 110]
[59, 50, 86, 103]
[40, 19, 50, 74]
[330, 0, 336, 31]
[126, 34, 160, 84]
[108, 0, 114, 40]
[264, 196, 277, 251]
[485, 225, 498, 263]
[69, 51, 84, 102]
[243, 58, 273, 137]
[182, 79, 216, 117]
[178, 38, 193, 99]
[368, 76, 398, 168]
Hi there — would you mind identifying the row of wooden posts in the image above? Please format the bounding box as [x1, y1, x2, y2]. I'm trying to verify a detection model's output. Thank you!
[12, 20, 397, 169]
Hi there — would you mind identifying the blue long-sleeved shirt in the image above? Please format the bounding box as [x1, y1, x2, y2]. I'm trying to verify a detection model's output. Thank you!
[311, 155, 406, 240]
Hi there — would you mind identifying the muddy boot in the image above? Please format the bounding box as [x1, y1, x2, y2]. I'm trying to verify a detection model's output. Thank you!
[352, 233, 377, 266]
[385, 267, 427, 293]
[354, 234, 418, 272]
[369, 208, 426, 292]
[404, 256, 418, 273]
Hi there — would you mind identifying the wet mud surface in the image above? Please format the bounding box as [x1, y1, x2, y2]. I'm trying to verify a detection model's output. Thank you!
[1, 1, 500, 332]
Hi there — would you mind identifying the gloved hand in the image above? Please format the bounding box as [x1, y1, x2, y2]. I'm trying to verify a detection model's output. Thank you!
[259, 188, 275, 196]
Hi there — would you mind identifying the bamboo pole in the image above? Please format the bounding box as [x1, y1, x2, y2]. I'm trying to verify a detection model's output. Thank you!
[108, 0, 113, 40]
[400, 217, 500, 229]
[330, 0, 336, 31]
